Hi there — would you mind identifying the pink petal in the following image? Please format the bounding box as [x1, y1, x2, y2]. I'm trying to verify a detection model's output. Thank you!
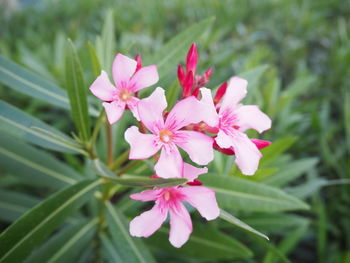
[155, 147, 183, 178]
[130, 188, 162, 202]
[165, 96, 204, 131]
[219, 77, 247, 114]
[138, 87, 167, 133]
[199, 88, 219, 127]
[234, 105, 272, 133]
[176, 130, 214, 165]
[125, 126, 161, 159]
[179, 186, 220, 220]
[126, 96, 140, 121]
[102, 100, 125, 124]
[130, 204, 167, 238]
[129, 65, 159, 92]
[215, 130, 233, 149]
[233, 131, 262, 175]
[183, 163, 207, 182]
[112, 53, 137, 87]
[169, 202, 192, 248]
[89, 71, 116, 101]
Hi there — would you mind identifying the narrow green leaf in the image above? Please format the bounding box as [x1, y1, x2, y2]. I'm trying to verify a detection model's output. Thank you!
[0, 54, 98, 117]
[100, 233, 123, 263]
[239, 213, 309, 234]
[0, 101, 84, 154]
[263, 221, 309, 263]
[93, 159, 187, 188]
[201, 174, 309, 212]
[148, 224, 252, 260]
[260, 136, 298, 165]
[145, 17, 215, 79]
[262, 158, 318, 187]
[65, 39, 91, 142]
[0, 190, 40, 223]
[240, 65, 269, 105]
[100, 9, 115, 71]
[220, 209, 269, 240]
[25, 219, 98, 263]
[87, 41, 102, 77]
[105, 201, 156, 263]
[0, 132, 80, 187]
[0, 55, 69, 109]
[0, 179, 101, 263]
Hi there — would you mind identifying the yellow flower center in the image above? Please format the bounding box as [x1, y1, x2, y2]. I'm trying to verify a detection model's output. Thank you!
[159, 129, 173, 143]
[119, 90, 132, 102]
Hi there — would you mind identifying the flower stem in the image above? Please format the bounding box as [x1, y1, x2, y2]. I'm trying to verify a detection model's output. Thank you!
[105, 121, 113, 166]
[109, 150, 130, 171]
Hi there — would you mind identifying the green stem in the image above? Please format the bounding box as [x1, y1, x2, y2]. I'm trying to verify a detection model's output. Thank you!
[86, 110, 105, 159]
[116, 160, 142, 176]
[109, 150, 130, 171]
[105, 121, 113, 166]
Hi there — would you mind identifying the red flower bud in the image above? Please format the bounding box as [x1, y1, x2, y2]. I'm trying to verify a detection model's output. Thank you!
[177, 64, 185, 85]
[186, 43, 198, 75]
[214, 82, 227, 104]
[135, 53, 142, 72]
[182, 71, 194, 98]
[187, 179, 203, 186]
[251, 139, 272, 150]
[204, 67, 213, 79]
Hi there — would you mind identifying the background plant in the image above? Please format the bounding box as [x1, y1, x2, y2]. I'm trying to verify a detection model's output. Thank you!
[0, 0, 349, 262]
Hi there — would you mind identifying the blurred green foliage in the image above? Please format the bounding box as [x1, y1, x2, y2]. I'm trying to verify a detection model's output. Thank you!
[0, 0, 349, 262]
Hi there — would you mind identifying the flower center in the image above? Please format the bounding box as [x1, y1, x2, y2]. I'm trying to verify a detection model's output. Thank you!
[159, 129, 173, 143]
[163, 191, 171, 201]
[119, 90, 132, 102]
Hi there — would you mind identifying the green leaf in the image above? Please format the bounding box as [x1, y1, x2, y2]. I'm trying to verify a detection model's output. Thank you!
[239, 213, 309, 234]
[240, 64, 269, 105]
[0, 56, 98, 117]
[262, 158, 319, 187]
[25, 219, 98, 263]
[0, 101, 84, 154]
[87, 41, 102, 77]
[0, 54, 69, 109]
[0, 190, 40, 223]
[145, 17, 215, 79]
[148, 224, 252, 260]
[93, 159, 187, 188]
[263, 221, 309, 263]
[0, 179, 101, 263]
[220, 209, 269, 240]
[99, 9, 115, 72]
[65, 39, 91, 143]
[201, 174, 309, 212]
[0, 132, 80, 187]
[260, 136, 298, 165]
[105, 201, 156, 263]
[100, 233, 123, 263]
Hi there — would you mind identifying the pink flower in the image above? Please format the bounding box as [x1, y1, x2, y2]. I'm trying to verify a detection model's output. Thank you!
[124, 87, 214, 178]
[199, 77, 272, 175]
[89, 53, 159, 124]
[129, 163, 219, 248]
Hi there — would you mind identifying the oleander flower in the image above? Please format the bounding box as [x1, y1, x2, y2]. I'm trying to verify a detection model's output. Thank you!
[199, 77, 272, 175]
[125, 87, 214, 178]
[89, 53, 159, 124]
[129, 163, 219, 248]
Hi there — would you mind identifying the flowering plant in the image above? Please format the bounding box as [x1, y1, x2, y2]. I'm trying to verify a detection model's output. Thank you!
[89, 43, 272, 247]
[0, 16, 311, 263]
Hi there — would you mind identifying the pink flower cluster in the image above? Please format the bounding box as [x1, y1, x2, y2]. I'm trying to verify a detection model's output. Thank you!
[89, 44, 272, 248]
